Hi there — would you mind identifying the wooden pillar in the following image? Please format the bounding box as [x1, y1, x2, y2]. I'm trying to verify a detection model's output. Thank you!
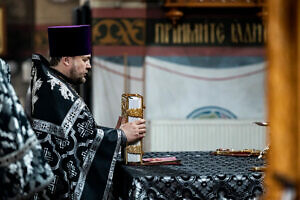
[265, 0, 300, 199]
[298, 2, 300, 194]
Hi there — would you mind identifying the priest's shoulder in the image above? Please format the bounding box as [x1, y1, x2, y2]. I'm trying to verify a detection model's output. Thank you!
[32, 53, 49, 67]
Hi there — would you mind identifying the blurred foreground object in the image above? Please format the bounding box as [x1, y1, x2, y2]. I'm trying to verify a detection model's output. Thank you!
[0, 59, 53, 200]
[265, 0, 300, 199]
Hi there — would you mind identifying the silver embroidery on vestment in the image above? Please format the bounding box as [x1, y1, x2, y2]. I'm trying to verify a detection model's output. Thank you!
[32, 119, 66, 138]
[61, 98, 85, 135]
[74, 129, 104, 200]
[0, 136, 38, 167]
[47, 71, 75, 101]
[103, 129, 122, 200]
[32, 66, 43, 113]
[32, 54, 41, 60]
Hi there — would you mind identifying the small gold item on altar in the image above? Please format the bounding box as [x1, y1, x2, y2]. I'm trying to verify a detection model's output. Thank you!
[121, 94, 145, 164]
[213, 149, 261, 157]
[250, 166, 266, 172]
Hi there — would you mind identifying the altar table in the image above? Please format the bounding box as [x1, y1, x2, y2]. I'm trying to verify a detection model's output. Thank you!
[112, 151, 264, 200]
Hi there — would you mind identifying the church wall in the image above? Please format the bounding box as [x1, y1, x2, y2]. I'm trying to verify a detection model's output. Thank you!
[0, 0, 34, 106]
[90, 1, 266, 127]
[0, 0, 34, 60]
[34, 0, 80, 57]
[0, 0, 80, 105]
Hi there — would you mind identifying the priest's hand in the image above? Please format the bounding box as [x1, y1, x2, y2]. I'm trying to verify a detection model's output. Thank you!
[120, 119, 146, 144]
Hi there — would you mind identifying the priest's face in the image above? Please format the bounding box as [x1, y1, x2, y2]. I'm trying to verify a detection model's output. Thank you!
[69, 54, 91, 84]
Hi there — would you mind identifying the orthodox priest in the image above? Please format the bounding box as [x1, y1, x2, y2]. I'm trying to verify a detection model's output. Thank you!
[28, 25, 146, 200]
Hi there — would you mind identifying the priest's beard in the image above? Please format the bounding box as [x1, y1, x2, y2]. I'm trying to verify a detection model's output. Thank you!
[70, 68, 86, 84]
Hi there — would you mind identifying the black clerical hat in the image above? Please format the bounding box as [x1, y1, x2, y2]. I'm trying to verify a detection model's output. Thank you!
[48, 25, 91, 57]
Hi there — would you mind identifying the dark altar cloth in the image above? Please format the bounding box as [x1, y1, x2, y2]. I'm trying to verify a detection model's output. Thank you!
[113, 151, 264, 200]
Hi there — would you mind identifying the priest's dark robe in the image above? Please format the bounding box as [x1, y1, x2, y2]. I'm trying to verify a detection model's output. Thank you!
[30, 54, 123, 200]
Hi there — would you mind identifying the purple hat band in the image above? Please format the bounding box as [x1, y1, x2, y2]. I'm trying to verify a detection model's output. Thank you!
[48, 25, 91, 57]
